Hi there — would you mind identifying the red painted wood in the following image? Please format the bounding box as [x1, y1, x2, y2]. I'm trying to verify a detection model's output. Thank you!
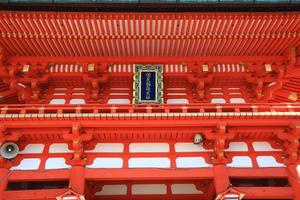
[0, 168, 9, 200]
[85, 168, 214, 181]
[237, 187, 294, 199]
[0, 10, 299, 200]
[8, 170, 70, 182]
[287, 164, 300, 199]
[213, 165, 230, 194]
[8, 55, 286, 64]
[4, 189, 67, 200]
[70, 166, 85, 195]
[0, 12, 299, 58]
[228, 168, 289, 178]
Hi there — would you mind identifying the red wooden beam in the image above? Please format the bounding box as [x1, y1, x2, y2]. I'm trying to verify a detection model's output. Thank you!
[8, 55, 286, 65]
[7, 170, 70, 182]
[4, 189, 67, 200]
[3, 184, 294, 200]
[287, 164, 300, 199]
[4, 165, 290, 183]
[213, 165, 230, 194]
[85, 168, 213, 181]
[93, 194, 206, 200]
[1, 117, 299, 128]
[0, 168, 9, 199]
[69, 165, 85, 195]
[228, 168, 289, 178]
[237, 186, 294, 199]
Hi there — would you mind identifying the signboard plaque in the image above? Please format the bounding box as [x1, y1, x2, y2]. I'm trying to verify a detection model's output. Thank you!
[133, 64, 163, 104]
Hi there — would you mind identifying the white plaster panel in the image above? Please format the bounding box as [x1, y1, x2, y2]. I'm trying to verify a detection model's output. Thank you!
[49, 143, 73, 153]
[252, 142, 281, 152]
[129, 158, 170, 168]
[227, 156, 253, 168]
[86, 158, 123, 168]
[167, 99, 189, 104]
[256, 156, 285, 168]
[95, 185, 127, 195]
[175, 143, 211, 152]
[49, 99, 66, 105]
[85, 143, 124, 153]
[69, 99, 85, 104]
[229, 98, 246, 103]
[176, 157, 211, 168]
[19, 144, 45, 154]
[225, 142, 248, 152]
[211, 98, 226, 103]
[171, 184, 203, 194]
[11, 158, 41, 170]
[132, 184, 167, 195]
[107, 99, 130, 104]
[45, 158, 71, 169]
[130, 143, 169, 153]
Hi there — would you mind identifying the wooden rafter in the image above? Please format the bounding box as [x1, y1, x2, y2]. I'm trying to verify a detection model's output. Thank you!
[0, 12, 299, 57]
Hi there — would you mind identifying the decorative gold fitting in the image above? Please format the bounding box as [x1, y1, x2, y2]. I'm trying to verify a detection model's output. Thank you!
[88, 63, 95, 72]
[264, 64, 272, 72]
[288, 92, 298, 101]
[202, 64, 209, 72]
[22, 64, 30, 73]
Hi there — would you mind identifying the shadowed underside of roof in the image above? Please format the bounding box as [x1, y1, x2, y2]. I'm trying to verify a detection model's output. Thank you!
[0, 11, 299, 57]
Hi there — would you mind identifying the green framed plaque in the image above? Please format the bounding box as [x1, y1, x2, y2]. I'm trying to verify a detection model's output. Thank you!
[133, 64, 163, 104]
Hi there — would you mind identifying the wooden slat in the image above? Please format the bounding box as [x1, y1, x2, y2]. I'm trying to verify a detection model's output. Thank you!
[0, 12, 299, 57]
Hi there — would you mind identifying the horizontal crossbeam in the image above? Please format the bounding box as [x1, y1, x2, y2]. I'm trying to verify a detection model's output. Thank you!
[9, 56, 286, 65]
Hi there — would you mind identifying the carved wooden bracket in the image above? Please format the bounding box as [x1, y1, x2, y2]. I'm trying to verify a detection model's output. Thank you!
[276, 124, 300, 164]
[83, 63, 109, 102]
[245, 63, 286, 101]
[187, 63, 213, 102]
[205, 124, 235, 164]
[63, 124, 93, 166]
[1, 62, 49, 103]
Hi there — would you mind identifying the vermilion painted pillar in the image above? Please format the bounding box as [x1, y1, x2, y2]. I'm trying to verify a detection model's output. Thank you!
[287, 164, 300, 199]
[213, 164, 230, 194]
[0, 168, 9, 200]
[70, 165, 85, 195]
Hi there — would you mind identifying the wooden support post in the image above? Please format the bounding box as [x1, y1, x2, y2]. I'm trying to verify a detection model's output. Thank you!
[70, 165, 85, 195]
[287, 164, 300, 199]
[213, 164, 230, 195]
[0, 168, 9, 200]
[65, 124, 92, 198]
